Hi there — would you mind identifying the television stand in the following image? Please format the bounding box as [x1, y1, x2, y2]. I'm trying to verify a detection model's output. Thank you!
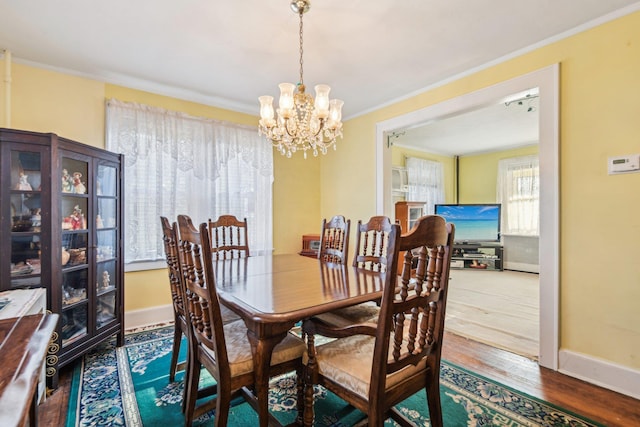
[451, 243, 503, 271]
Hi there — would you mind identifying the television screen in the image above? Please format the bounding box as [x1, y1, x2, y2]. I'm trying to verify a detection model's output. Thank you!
[434, 204, 501, 243]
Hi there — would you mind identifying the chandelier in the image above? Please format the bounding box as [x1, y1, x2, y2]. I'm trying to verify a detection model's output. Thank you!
[258, 0, 344, 159]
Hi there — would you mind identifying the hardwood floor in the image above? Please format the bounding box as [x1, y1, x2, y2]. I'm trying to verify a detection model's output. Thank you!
[38, 331, 640, 426]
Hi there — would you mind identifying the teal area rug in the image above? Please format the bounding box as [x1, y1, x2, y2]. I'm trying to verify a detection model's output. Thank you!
[66, 326, 603, 426]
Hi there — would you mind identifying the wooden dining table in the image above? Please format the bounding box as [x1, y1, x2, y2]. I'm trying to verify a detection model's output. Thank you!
[213, 253, 386, 427]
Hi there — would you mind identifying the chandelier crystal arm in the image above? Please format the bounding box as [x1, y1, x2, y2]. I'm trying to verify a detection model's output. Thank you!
[258, 0, 344, 159]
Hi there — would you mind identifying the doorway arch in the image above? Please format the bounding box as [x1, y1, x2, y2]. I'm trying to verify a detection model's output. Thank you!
[375, 64, 559, 369]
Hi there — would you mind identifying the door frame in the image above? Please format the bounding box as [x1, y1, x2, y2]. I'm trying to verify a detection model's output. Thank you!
[375, 64, 560, 370]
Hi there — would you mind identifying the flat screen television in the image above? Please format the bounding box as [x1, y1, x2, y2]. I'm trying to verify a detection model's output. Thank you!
[434, 204, 501, 243]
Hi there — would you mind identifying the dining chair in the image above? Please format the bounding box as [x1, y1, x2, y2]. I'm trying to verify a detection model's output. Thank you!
[302, 215, 455, 427]
[177, 215, 306, 426]
[207, 214, 250, 259]
[314, 216, 395, 327]
[160, 216, 242, 389]
[160, 217, 189, 384]
[318, 215, 350, 264]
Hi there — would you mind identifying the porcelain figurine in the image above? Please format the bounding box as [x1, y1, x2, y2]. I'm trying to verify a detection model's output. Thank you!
[62, 169, 74, 193]
[16, 172, 33, 191]
[72, 172, 86, 194]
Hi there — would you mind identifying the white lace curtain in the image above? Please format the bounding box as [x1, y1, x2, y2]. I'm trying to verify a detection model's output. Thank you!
[105, 99, 273, 264]
[406, 157, 445, 214]
[496, 155, 539, 236]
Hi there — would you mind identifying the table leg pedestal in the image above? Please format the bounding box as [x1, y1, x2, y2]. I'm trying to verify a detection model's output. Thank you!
[247, 329, 288, 427]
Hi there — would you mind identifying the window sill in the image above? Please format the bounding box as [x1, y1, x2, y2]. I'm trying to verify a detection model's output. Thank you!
[125, 260, 166, 272]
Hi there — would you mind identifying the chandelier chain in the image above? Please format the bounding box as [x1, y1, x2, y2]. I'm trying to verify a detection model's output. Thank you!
[298, 9, 304, 86]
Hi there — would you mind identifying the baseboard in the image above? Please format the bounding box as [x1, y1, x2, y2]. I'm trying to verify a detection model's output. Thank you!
[559, 349, 640, 400]
[125, 304, 173, 331]
[504, 261, 540, 273]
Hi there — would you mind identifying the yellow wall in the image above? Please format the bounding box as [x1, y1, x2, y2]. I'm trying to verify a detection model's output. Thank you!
[5, 62, 105, 145]
[459, 145, 539, 203]
[323, 12, 640, 369]
[1, 63, 321, 312]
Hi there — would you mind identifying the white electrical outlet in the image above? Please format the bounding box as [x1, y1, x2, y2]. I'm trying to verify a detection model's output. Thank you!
[608, 154, 640, 175]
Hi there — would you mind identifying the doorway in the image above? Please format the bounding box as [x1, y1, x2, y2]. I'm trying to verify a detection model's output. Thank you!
[375, 65, 559, 370]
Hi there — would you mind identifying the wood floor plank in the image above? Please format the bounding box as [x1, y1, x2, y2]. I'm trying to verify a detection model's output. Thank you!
[442, 332, 640, 427]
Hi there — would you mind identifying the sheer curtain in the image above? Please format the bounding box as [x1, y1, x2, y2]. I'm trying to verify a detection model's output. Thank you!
[496, 155, 539, 236]
[406, 157, 445, 214]
[105, 99, 273, 265]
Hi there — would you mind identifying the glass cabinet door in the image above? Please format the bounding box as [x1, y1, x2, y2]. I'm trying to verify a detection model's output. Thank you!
[408, 206, 424, 231]
[95, 164, 118, 329]
[60, 156, 89, 347]
[9, 150, 43, 288]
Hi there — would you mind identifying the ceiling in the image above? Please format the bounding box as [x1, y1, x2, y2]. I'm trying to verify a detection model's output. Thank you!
[1, 1, 639, 153]
[395, 90, 540, 156]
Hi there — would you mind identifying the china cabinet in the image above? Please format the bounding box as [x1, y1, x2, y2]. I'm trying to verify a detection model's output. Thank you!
[395, 201, 425, 233]
[0, 128, 124, 388]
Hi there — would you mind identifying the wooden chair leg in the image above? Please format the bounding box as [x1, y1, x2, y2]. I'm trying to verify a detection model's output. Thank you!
[303, 333, 317, 427]
[184, 358, 201, 426]
[181, 344, 190, 413]
[426, 371, 443, 427]
[296, 364, 305, 426]
[213, 387, 232, 427]
[169, 322, 182, 382]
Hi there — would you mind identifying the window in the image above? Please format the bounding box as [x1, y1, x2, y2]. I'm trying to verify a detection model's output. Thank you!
[405, 157, 445, 214]
[497, 155, 539, 236]
[106, 99, 273, 267]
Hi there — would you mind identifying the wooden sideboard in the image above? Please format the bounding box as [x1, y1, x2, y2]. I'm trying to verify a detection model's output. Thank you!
[0, 312, 58, 427]
[0, 288, 49, 403]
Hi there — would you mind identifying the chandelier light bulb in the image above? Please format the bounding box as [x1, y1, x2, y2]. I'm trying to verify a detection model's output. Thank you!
[258, 96, 275, 123]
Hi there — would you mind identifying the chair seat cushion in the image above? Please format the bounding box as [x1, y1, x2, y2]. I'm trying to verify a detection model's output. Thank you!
[206, 319, 306, 377]
[310, 333, 427, 398]
[313, 301, 380, 328]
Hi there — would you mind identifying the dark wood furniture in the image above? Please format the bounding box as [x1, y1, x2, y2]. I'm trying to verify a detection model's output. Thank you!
[160, 217, 188, 385]
[395, 201, 426, 276]
[0, 128, 124, 388]
[160, 216, 241, 400]
[299, 233, 320, 258]
[395, 201, 425, 233]
[318, 215, 350, 263]
[207, 214, 250, 258]
[302, 215, 455, 426]
[0, 313, 59, 427]
[314, 215, 395, 328]
[452, 242, 504, 270]
[177, 215, 306, 426]
[213, 253, 388, 427]
[0, 288, 48, 404]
